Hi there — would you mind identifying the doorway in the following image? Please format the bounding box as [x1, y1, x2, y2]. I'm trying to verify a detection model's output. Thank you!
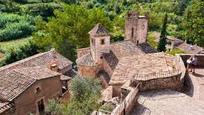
[37, 99, 45, 115]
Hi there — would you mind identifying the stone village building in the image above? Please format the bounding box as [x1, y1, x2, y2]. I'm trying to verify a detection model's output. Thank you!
[77, 11, 204, 115]
[0, 49, 73, 115]
[76, 11, 184, 93]
[76, 11, 155, 80]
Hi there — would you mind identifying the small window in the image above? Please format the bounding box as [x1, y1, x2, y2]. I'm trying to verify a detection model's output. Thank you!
[101, 39, 105, 45]
[35, 87, 41, 94]
[136, 40, 139, 46]
[132, 28, 134, 38]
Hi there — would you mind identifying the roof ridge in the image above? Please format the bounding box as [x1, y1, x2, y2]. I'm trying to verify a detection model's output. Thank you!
[0, 50, 54, 72]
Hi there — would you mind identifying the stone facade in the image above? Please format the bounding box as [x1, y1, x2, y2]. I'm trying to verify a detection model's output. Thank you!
[139, 74, 182, 91]
[78, 65, 98, 78]
[1, 76, 62, 115]
[0, 50, 73, 115]
[125, 11, 148, 44]
[89, 23, 110, 64]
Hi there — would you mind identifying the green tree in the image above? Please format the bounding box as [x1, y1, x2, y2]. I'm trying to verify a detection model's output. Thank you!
[32, 4, 112, 62]
[45, 99, 61, 115]
[177, 0, 191, 15]
[157, 13, 168, 52]
[46, 77, 102, 115]
[183, 0, 204, 46]
[62, 77, 101, 115]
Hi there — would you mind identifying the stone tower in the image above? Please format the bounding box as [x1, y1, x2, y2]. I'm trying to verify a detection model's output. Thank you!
[89, 23, 110, 64]
[125, 11, 148, 45]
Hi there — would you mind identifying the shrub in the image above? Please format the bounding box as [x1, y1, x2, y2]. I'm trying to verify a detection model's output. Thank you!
[45, 77, 102, 115]
[166, 48, 185, 55]
[45, 99, 61, 115]
[60, 77, 102, 115]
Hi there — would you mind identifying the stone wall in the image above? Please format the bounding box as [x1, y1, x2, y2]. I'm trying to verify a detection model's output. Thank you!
[125, 12, 139, 42]
[102, 58, 113, 77]
[136, 17, 148, 44]
[91, 36, 111, 63]
[125, 12, 148, 45]
[111, 86, 139, 115]
[139, 74, 182, 91]
[78, 65, 98, 78]
[13, 76, 62, 115]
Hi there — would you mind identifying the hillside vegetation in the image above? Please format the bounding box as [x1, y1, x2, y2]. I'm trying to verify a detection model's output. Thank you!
[0, 0, 203, 65]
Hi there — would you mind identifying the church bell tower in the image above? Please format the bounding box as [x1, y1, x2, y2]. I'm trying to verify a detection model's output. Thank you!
[89, 23, 110, 64]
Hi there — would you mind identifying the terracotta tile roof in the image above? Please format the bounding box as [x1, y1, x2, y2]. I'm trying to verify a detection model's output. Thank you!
[14, 66, 61, 80]
[76, 53, 95, 67]
[0, 70, 36, 101]
[0, 49, 72, 72]
[0, 50, 72, 102]
[177, 43, 204, 54]
[0, 49, 72, 74]
[0, 102, 12, 113]
[138, 43, 157, 53]
[103, 51, 119, 70]
[110, 41, 145, 59]
[110, 53, 180, 85]
[89, 23, 109, 37]
[77, 41, 147, 67]
[0, 66, 60, 102]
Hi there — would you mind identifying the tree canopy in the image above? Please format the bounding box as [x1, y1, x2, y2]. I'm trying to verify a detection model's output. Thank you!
[45, 77, 102, 115]
[32, 4, 112, 61]
[182, 0, 204, 46]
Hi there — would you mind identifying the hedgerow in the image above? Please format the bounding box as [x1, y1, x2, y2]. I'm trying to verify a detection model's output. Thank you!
[0, 13, 35, 41]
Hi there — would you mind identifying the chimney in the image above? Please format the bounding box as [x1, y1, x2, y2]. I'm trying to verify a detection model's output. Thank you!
[48, 61, 59, 72]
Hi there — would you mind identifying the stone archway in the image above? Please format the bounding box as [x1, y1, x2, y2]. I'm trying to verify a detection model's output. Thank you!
[97, 70, 110, 88]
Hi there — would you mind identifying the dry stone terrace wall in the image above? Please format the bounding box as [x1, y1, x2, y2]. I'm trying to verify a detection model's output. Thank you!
[139, 74, 182, 91]
[111, 86, 139, 115]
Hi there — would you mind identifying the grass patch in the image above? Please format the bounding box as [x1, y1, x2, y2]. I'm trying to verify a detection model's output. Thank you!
[166, 48, 185, 55]
[99, 103, 116, 113]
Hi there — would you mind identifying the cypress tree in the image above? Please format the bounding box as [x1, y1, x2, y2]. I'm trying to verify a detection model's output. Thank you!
[157, 13, 168, 52]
